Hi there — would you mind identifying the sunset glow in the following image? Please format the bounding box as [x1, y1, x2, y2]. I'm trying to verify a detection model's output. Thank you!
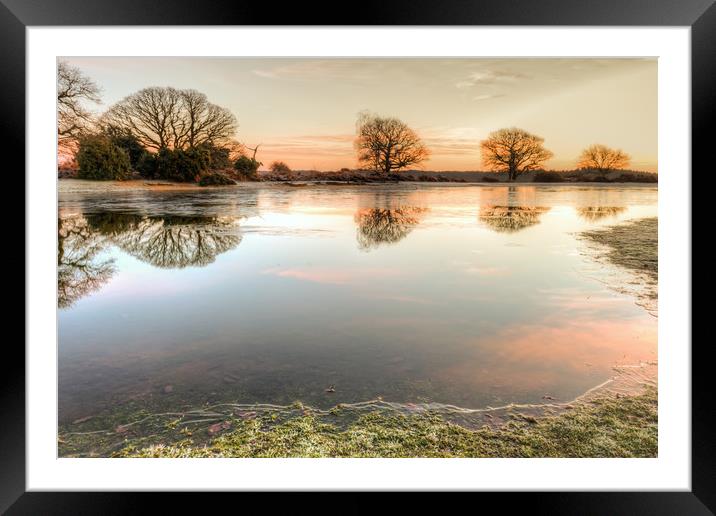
[62, 57, 657, 172]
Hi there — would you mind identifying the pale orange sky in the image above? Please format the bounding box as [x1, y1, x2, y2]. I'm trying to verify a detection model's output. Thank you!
[63, 57, 657, 172]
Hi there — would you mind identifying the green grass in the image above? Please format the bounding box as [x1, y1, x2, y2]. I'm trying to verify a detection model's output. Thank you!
[114, 388, 657, 458]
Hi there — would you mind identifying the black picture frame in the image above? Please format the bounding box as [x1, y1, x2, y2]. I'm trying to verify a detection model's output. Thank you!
[4, 0, 708, 512]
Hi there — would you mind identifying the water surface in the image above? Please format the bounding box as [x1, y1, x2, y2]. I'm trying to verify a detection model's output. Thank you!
[58, 182, 657, 424]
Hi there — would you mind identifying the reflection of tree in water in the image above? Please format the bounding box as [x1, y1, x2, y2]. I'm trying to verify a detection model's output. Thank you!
[576, 206, 626, 222]
[86, 213, 242, 268]
[478, 205, 551, 233]
[354, 207, 428, 250]
[58, 216, 115, 309]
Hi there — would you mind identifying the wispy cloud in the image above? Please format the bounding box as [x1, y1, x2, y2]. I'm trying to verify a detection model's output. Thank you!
[253, 60, 390, 82]
[456, 69, 528, 89]
[422, 138, 477, 155]
[419, 126, 486, 156]
[472, 93, 506, 102]
[261, 134, 354, 158]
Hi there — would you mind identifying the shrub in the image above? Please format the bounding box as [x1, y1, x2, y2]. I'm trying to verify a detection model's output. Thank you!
[108, 132, 148, 171]
[155, 147, 211, 182]
[234, 155, 262, 176]
[270, 161, 291, 173]
[617, 173, 658, 183]
[198, 172, 236, 186]
[533, 171, 564, 183]
[197, 143, 232, 170]
[136, 152, 158, 178]
[76, 135, 132, 180]
[482, 176, 500, 183]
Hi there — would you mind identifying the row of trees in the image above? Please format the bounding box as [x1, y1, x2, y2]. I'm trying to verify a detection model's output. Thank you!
[356, 112, 633, 180]
[59, 61, 634, 183]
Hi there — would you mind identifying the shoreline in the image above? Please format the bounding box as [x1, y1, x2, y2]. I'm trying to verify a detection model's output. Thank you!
[57, 177, 659, 193]
[59, 363, 657, 458]
[118, 388, 657, 458]
[578, 217, 658, 316]
[59, 167, 658, 186]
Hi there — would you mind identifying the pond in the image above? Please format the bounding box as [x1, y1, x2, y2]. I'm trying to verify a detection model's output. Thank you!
[58, 182, 657, 426]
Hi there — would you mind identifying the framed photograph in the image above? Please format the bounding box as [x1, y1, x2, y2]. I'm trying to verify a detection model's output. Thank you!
[7, 0, 709, 511]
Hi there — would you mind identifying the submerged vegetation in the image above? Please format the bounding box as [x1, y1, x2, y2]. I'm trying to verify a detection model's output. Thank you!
[105, 389, 656, 458]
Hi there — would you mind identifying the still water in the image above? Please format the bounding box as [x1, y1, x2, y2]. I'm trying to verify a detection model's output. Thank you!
[58, 182, 657, 424]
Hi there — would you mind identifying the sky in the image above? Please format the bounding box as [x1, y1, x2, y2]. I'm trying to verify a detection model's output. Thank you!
[63, 57, 657, 172]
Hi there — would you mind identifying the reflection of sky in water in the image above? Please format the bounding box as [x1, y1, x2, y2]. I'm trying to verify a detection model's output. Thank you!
[58, 184, 657, 421]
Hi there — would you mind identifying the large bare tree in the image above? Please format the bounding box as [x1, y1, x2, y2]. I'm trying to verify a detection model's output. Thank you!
[177, 89, 238, 148]
[102, 87, 237, 151]
[480, 128, 553, 181]
[57, 60, 102, 146]
[355, 113, 429, 174]
[577, 144, 631, 173]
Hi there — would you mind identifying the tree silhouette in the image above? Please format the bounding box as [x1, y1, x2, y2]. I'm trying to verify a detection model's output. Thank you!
[270, 161, 291, 173]
[58, 216, 115, 308]
[478, 205, 551, 233]
[577, 144, 630, 173]
[102, 87, 237, 151]
[57, 60, 101, 147]
[355, 112, 429, 174]
[576, 206, 626, 221]
[86, 213, 242, 268]
[480, 128, 553, 181]
[354, 207, 428, 250]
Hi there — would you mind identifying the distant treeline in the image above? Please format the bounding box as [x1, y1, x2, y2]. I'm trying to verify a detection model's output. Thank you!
[255, 168, 657, 184]
[58, 60, 656, 185]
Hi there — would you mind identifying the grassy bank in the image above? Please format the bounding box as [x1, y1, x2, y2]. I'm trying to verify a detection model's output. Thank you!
[580, 217, 658, 314]
[581, 218, 657, 279]
[113, 389, 656, 458]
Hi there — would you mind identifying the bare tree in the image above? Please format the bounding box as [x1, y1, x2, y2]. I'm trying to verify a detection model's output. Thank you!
[480, 128, 553, 181]
[244, 143, 261, 161]
[57, 60, 102, 146]
[577, 144, 631, 173]
[224, 139, 249, 161]
[178, 89, 238, 148]
[102, 87, 237, 151]
[355, 112, 429, 174]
